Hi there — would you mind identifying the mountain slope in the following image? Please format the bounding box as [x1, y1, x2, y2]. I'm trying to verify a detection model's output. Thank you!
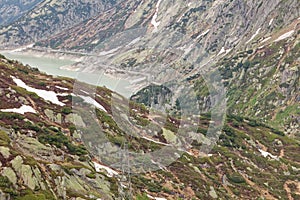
[59, 16, 299, 137]
[0, 55, 300, 199]
[0, 0, 44, 26]
[34, 0, 299, 52]
[0, 0, 118, 48]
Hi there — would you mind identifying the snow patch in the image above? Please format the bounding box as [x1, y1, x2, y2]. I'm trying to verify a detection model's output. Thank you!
[93, 162, 119, 177]
[217, 47, 232, 56]
[269, 18, 274, 26]
[261, 36, 271, 43]
[12, 76, 65, 106]
[142, 136, 170, 146]
[259, 149, 278, 160]
[151, 0, 163, 32]
[80, 90, 89, 95]
[146, 194, 167, 200]
[246, 28, 261, 44]
[99, 47, 121, 56]
[275, 30, 295, 42]
[78, 95, 107, 112]
[127, 37, 141, 46]
[91, 39, 99, 45]
[196, 29, 210, 39]
[217, 47, 226, 55]
[55, 86, 69, 91]
[0, 105, 36, 114]
[177, 13, 185, 22]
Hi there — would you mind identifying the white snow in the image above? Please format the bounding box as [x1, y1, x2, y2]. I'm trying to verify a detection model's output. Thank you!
[127, 37, 141, 46]
[261, 36, 271, 43]
[78, 95, 107, 112]
[217, 47, 226, 56]
[151, 0, 163, 32]
[91, 39, 99, 44]
[142, 136, 170, 146]
[196, 29, 210, 39]
[146, 194, 167, 200]
[269, 18, 274, 26]
[275, 30, 295, 42]
[55, 86, 69, 91]
[217, 47, 232, 56]
[80, 90, 89, 95]
[0, 105, 36, 114]
[259, 149, 278, 160]
[99, 47, 121, 56]
[177, 13, 185, 22]
[93, 162, 119, 177]
[246, 28, 261, 44]
[11, 76, 65, 106]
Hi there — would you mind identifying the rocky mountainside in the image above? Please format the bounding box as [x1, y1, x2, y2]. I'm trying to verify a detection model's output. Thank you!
[12, 0, 297, 136]
[0, 0, 44, 26]
[0, 0, 118, 48]
[0, 1, 299, 199]
[34, 0, 299, 52]
[0, 54, 300, 199]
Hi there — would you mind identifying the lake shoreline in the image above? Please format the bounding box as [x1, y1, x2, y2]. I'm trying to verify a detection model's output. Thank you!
[0, 49, 134, 98]
[0, 47, 84, 63]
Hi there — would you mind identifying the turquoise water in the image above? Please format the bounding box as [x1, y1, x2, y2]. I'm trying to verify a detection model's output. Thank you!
[2, 52, 132, 97]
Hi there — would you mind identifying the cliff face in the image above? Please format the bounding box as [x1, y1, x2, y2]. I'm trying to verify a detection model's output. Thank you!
[0, 0, 44, 26]
[0, 0, 118, 48]
[34, 0, 299, 52]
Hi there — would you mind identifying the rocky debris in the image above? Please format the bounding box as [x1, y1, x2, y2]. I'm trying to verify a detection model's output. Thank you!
[65, 113, 86, 128]
[0, 0, 118, 48]
[0, 147, 10, 159]
[11, 156, 42, 190]
[209, 186, 218, 199]
[45, 109, 62, 124]
[1, 167, 17, 185]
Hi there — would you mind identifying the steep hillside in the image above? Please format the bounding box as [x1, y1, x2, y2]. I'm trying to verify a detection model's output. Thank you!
[0, 0, 44, 26]
[58, 18, 299, 137]
[22, 0, 299, 135]
[35, 0, 299, 52]
[0, 55, 300, 199]
[0, 0, 118, 48]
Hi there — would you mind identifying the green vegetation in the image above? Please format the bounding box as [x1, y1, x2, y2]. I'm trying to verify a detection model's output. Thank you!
[228, 173, 246, 184]
[0, 112, 25, 121]
[62, 107, 72, 115]
[136, 193, 150, 200]
[38, 128, 87, 156]
[0, 130, 10, 146]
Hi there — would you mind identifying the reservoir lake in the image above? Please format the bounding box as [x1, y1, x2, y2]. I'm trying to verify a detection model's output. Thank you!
[2, 52, 132, 98]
